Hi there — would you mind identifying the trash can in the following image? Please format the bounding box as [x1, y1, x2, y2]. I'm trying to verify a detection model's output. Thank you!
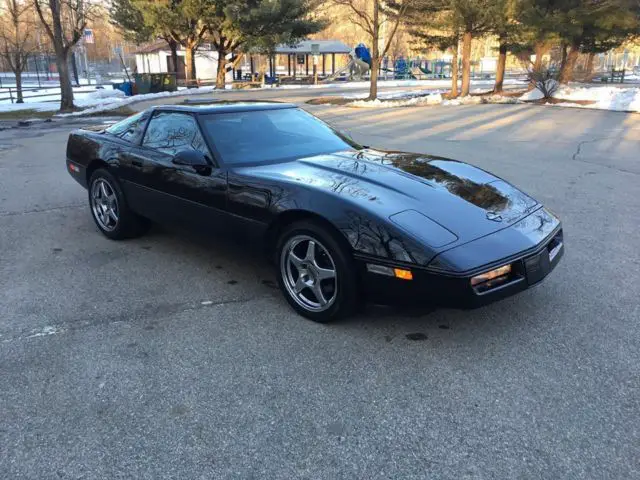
[112, 81, 133, 96]
[133, 73, 177, 94]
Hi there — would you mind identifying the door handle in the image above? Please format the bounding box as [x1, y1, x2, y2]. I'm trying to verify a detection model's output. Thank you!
[132, 159, 143, 167]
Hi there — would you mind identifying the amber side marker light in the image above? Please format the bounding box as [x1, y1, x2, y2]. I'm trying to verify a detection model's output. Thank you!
[366, 264, 413, 280]
[470, 264, 511, 286]
[394, 268, 413, 281]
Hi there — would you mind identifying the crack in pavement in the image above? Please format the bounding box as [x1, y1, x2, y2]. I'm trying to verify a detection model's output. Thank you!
[1, 294, 272, 344]
[570, 137, 639, 175]
[572, 138, 601, 161]
[0, 203, 84, 218]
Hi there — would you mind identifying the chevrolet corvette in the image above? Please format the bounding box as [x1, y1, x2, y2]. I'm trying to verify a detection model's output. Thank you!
[66, 102, 564, 321]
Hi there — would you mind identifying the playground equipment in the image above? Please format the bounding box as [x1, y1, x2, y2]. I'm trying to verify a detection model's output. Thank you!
[322, 44, 454, 82]
[324, 43, 371, 81]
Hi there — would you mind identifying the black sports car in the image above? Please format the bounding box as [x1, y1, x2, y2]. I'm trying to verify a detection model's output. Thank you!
[66, 102, 564, 321]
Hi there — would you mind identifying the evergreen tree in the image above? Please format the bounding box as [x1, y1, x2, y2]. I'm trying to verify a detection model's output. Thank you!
[212, 0, 325, 88]
[489, 0, 523, 92]
[517, 0, 639, 83]
[110, 0, 180, 76]
[405, 0, 499, 97]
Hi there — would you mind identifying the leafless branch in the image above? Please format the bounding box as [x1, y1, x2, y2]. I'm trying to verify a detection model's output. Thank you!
[332, 0, 374, 35]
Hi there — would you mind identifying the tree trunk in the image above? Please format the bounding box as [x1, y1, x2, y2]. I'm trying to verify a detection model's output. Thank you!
[191, 48, 197, 81]
[57, 49, 75, 112]
[460, 30, 472, 96]
[533, 41, 549, 71]
[450, 38, 459, 98]
[533, 51, 542, 71]
[15, 69, 24, 103]
[584, 52, 595, 80]
[368, 0, 380, 100]
[559, 42, 568, 73]
[216, 46, 227, 89]
[529, 41, 550, 89]
[168, 39, 179, 74]
[559, 45, 579, 84]
[494, 39, 507, 93]
[185, 45, 197, 82]
[369, 60, 379, 100]
[71, 51, 80, 86]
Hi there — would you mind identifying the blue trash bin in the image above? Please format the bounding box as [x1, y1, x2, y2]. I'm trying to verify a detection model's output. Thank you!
[112, 81, 133, 96]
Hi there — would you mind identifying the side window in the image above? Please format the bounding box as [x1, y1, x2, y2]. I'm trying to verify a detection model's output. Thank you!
[105, 111, 150, 144]
[142, 112, 210, 158]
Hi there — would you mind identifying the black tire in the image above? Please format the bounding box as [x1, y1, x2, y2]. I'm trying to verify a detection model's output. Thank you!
[88, 168, 149, 240]
[276, 220, 358, 322]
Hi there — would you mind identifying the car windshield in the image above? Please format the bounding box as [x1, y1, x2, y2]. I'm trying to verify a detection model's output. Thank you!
[199, 108, 359, 165]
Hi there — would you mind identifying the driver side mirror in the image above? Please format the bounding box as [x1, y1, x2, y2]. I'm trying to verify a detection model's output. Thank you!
[172, 149, 211, 175]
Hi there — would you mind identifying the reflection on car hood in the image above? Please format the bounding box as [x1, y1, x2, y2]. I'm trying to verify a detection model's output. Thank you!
[246, 149, 540, 244]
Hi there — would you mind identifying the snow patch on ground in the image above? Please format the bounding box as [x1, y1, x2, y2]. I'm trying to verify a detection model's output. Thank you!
[0, 86, 218, 115]
[442, 95, 483, 106]
[519, 88, 544, 101]
[520, 84, 640, 112]
[347, 92, 520, 108]
[59, 87, 217, 116]
[279, 77, 526, 91]
[349, 93, 444, 108]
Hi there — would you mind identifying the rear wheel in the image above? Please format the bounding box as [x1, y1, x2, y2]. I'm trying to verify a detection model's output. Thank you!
[276, 220, 358, 322]
[88, 168, 149, 240]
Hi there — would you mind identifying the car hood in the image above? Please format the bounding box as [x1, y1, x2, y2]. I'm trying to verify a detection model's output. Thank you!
[244, 149, 539, 245]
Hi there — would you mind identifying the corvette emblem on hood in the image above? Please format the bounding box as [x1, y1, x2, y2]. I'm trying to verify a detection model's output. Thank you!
[486, 211, 503, 222]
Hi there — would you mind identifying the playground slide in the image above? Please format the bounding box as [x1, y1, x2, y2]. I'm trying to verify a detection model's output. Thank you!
[410, 66, 429, 79]
[352, 57, 370, 76]
[324, 61, 352, 81]
[323, 57, 370, 82]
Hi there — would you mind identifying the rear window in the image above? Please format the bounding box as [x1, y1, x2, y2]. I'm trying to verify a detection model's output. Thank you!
[105, 111, 149, 144]
[200, 108, 357, 165]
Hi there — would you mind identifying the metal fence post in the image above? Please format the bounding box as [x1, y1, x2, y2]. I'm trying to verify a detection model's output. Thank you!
[35, 56, 42, 88]
[9, 87, 14, 104]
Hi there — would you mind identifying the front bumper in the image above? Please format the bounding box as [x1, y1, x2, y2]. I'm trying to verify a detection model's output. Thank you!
[356, 227, 564, 309]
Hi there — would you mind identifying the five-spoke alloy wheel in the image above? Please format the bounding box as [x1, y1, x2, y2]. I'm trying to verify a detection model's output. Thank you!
[91, 178, 119, 232]
[281, 235, 338, 312]
[276, 221, 358, 322]
[88, 168, 149, 240]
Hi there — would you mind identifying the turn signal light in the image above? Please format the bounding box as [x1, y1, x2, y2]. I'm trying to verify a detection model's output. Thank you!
[366, 264, 413, 281]
[471, 264, 511, 286]
[394, 268, 413, 281]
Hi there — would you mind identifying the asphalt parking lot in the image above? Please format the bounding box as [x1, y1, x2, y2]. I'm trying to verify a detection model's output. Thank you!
[1, 95, 639, 479]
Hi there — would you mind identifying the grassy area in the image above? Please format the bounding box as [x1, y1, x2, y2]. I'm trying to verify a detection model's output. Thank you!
[179, 99, 284, 106]
[306, 97, 355, 106]
[80, 105, 137, 117]
[0, 109, 56, 121]
[0, 105, 136, 122]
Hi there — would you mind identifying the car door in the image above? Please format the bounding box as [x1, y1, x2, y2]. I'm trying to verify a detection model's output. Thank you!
[107, 110, 153, 210]
[129, 111, 228, 232]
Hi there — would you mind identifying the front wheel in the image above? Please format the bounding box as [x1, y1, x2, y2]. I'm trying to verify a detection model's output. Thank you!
[276, 221, 358, 322]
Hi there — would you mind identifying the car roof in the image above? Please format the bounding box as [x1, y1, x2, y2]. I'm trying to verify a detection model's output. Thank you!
[151, 101, 297, 115]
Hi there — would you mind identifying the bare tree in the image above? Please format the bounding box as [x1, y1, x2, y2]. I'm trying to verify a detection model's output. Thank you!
[0, 0, 36, 103]
[33, 0, 93, 111]
[332, 0, 410, 100]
